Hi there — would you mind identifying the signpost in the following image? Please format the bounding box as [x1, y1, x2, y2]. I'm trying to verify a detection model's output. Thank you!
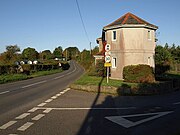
[104, 44, 111, 83]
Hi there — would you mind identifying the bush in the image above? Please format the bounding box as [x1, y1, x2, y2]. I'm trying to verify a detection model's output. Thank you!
[123, 64, 155, 83]
[88, 59, 105, 77]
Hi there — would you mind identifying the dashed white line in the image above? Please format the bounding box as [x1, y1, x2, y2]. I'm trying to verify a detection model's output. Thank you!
[32, 114, 45, 121]
[51, 96, 57, 99]
[16, 113, 30, 120]
[0, 121, 17, 129]
[60, 91, 65, 94]
[45, 99, 53, 103]
[21, 80, 47, 88]
[56, 94, 61, 97]
[28, 107, 39, 113]
[43, 108, 52, 113]
[37, 103, 47, 107]
[0, 91, 10, 95]
[17, 122, 33, 131]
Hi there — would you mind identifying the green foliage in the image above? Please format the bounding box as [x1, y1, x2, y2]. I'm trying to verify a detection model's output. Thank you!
[40, 50, 53, 60]
[123, 64, 155, 83]
[88, 59, 105, 77]
[63, 47, 80, 60]
[53, 46, 63, 58]
[155, 45, 172, 65]
[22, 47, 39, 60]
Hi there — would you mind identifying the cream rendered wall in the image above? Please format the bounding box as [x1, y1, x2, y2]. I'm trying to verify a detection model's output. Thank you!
[105, 27, 156, 80]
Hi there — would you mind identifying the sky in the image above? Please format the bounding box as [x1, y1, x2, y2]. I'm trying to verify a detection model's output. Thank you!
[0, 0, 180, 53]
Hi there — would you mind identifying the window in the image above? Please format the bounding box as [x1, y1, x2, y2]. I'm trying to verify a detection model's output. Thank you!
[112, 30, 116, 41]
[112, 57, 117, 68]
[148, 30, 151, 40]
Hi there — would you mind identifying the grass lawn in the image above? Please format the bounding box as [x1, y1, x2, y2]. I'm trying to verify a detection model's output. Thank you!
[0, 69, 63, 84]
[74, 73, 138, 87]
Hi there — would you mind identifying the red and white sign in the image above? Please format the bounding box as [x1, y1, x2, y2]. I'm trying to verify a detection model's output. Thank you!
[105, 44, 111, 51]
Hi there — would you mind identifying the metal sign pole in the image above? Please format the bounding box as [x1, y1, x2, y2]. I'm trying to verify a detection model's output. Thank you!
[107, 67, 109, 83]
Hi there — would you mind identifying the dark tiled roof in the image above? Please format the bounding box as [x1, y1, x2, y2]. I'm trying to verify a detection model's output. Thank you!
[104, 12, 158, 29]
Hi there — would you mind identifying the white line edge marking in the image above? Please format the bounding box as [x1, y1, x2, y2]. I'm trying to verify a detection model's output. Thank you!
[0, 91, 10, 95]
[9, 134, 18, 135]
[21, 80, 47, 88]
[32, 114, 45, 121]
[17, 122, 33, 131]
[45, 99, 53, 103]
[43, 108, 52, 113]
[37, 103, 46, 107]
[28, 107, 39, 113]
[0, 121, 17, 129]
[51, 96, 57, 99]
[15, 113, 30, 120]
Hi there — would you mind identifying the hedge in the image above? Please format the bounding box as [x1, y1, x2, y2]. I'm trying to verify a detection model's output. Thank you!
[0, 62, 70, 75]
[123, 64, 155, 83]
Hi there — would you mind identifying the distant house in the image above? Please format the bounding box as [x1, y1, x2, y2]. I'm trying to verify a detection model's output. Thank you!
[95, 12, 158, 80]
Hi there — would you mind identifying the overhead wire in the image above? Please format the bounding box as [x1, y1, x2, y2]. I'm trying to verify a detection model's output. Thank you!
[75, 0, 90, 43]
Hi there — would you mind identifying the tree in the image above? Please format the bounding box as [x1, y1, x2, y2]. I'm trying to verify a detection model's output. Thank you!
[41, 50, 53, 60]
[0, 45, 20, 64]
[92, 46, 99, 55]
[53, 46, 63, 59]
[22, 47, 39, 60]
[63, 47, 80, 60]
[155, 45, 172, 65]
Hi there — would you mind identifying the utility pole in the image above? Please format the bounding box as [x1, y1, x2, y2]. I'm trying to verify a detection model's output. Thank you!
[90, 42, 92, 55]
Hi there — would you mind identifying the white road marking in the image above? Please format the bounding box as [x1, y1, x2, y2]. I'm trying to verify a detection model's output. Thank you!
[56, 94, 61, 97]
[173, 102, 180, 105]
[43, 108, 52, 113]
[37, 103, 47, 107]
[17, 122, 33, 131]
[9, 134, 18, 135]
[0, 91, 10, 95]
[65, 88, 71, 91]
[16, 113, 30, 120]
[21, 80, 47, 88]
[51, 96, 57, 99]
[60, 91, 65, 94]
[106, 111, 173, 128]
[32, 114, 45, 121]
[0, 121, 17, 129]
[28, 107, 38, 113]
[45, 99, 53, 103]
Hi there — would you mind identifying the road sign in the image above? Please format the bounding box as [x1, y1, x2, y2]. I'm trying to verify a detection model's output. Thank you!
[105, 44, 111, 51]
[104, 62, 112, 67]
[105, 51, 111, 56]
[105, 55, 111, 62]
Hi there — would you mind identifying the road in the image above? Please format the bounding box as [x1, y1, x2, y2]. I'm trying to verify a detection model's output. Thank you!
[0, 61, 180, 135]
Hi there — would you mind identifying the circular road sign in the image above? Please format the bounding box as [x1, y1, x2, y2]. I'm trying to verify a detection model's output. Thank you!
[105, 55, 111, 62]
[105, 44, 111, 51]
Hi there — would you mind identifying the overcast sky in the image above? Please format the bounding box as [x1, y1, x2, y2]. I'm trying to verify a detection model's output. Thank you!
[0, 0, 180, 53]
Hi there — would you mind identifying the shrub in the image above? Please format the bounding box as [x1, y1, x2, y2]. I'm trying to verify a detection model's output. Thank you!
[88, 59, 105, 77]
[123, 64, 155, 83]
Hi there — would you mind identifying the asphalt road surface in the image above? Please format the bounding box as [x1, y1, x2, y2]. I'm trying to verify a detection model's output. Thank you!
[0, 61, 180, 135]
